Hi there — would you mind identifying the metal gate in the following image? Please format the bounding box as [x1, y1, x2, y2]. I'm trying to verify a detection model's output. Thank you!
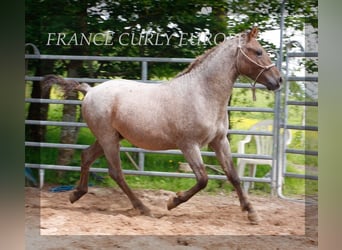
[25, 43, 317, 199]
[275, 49, 318, 200]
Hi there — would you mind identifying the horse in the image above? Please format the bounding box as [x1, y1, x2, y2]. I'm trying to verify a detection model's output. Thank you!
[42, 27, 282, 224]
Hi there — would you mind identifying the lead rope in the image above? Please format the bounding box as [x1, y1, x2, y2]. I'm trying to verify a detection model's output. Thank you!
[251, 67, 268, 101]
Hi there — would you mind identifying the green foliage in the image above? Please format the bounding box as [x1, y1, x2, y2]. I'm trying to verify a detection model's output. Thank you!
[300, 58, 318, 74]
[26, 0, 318, 78]
[226, 0, 317, 32]
[26, 0, 231, 79]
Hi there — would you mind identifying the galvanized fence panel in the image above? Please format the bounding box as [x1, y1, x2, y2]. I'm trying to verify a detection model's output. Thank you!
[25, 49, 280, 192]
[276, 51, 318, 201]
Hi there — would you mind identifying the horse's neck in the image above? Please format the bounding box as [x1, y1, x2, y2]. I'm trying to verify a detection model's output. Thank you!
[183, 40, 239, 105]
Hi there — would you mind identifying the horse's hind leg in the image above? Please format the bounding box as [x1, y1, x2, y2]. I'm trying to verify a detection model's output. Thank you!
[70, 140, 104, 203]
[209, 135, 260, 224]
[167, 145, 208, 210]
[100, 134, 151, 216]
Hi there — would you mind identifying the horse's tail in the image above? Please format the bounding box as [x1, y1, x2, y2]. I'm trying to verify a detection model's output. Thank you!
[41, 74, 91, 96]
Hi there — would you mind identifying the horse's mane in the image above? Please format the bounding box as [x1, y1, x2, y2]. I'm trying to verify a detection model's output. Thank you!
[174, 35, 239, 78]
[175, 44, 222, 78]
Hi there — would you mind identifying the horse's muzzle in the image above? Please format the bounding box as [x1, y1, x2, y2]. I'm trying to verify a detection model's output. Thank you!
[267, 76, 282, 91]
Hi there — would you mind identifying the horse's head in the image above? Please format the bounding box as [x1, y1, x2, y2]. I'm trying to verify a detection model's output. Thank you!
[236, 27, 282, 91]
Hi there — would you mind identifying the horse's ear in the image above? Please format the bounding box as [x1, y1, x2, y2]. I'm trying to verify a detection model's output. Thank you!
[247, 27, 259, 41]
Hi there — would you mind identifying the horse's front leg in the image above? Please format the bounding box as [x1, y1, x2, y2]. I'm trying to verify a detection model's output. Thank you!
[209, 135, 260, 224]
[167, 145, 208, 210]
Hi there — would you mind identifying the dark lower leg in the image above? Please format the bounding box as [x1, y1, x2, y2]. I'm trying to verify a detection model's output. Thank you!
[103, 139, 151, 216]
[167, 145, 208, 210]
[223, 161, 260, 224]
[70, 141, 103, 203]
[210, 137, 260, 224]
[167, 176, 207, 210]
[108, 167, 151, 216]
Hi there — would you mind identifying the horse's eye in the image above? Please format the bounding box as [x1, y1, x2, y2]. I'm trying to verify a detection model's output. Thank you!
[256, 50, 263, 57]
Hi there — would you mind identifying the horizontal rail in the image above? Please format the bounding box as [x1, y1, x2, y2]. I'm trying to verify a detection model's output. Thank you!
[286, 101, 318, 106]
[228, 130, 273, 136]
[287, 76, 318, 82]
[25, 98, 83, 105]
[287, 52, 318, 57]
[25, 98, 274, 113]
[25, 76, 162, 84]
[284, 172, 318, 180]
[25, 120, 87, 127]
[25, 54, 195, 63]
[25, 141, 273, 160]
[284, 124, 318, 131]
[25, 76, 269, 90]
[233, 83, 268, 89]
[25, 120, 273, 136]
[25, 76, 111, 84]
[25, 52, 317, 62]
[25, 163, 272, 183]
[285, 149, 318, 156]
[227, 106, 274, 113]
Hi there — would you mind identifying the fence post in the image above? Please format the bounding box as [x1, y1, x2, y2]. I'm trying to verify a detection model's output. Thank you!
[272, 2, 286, 196]
[272, 90, 281, 196]
[139, 61, 148, 171]
[141, 61, 148, 81]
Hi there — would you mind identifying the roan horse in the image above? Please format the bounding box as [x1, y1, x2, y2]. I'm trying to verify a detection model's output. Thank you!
[42, 27, 282, 224]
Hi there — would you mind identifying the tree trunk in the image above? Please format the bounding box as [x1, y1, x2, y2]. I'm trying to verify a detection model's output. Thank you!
[26, 61, 54, 142]
[56, 61, 82, 172]
[56, 3, 88, 177]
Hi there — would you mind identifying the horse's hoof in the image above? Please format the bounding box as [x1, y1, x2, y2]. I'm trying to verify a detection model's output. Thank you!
[167, 197, 175, 210]
[133, 202, 152, 217]
[167, 196, 180, 210]
[69, 190, 86, 203]
[248, 211, 261, 225]
[140, 207, 152, 217]
[145, 211, 155, 218]
[69, 193, 78, 203]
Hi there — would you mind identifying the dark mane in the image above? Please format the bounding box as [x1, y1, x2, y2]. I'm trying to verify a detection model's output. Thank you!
[175, 43, 223, 78]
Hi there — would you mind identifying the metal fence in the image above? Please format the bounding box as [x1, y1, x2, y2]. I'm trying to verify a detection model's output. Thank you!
[24, 44, 318, 199]
[276, 51, 318, 200]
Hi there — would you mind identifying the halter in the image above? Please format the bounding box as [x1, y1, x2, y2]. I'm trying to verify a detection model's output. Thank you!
[237, 35, 275, 101]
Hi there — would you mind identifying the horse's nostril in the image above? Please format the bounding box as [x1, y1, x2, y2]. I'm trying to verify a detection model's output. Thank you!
[279, 77, 283, 83]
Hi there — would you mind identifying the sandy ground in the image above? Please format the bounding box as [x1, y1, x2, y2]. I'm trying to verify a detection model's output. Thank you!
[25, 186, 317, 249]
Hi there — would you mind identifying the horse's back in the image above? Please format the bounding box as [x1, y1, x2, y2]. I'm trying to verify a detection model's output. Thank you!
[83, 79, 159, 107]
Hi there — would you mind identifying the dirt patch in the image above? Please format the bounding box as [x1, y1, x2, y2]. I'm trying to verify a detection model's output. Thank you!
[25, 186, 317, 249]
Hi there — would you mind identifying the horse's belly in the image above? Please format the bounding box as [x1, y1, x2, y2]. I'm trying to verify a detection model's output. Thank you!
[127, 138, 177, 151]
[114, 115, 219, 151]
[117, 126, 178, 150]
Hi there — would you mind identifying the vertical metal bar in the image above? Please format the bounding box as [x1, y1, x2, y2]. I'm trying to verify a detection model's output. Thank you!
[139, 61, 148, 171]
[282, 52, 291, 178]
[272, 89, 281, 196]
[39, 169, 45, 189]
[275, 51, 290, 197]
[141, 61, 148, 81]
[138, 152, 145, 171]
[272, 0, 287, 196]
